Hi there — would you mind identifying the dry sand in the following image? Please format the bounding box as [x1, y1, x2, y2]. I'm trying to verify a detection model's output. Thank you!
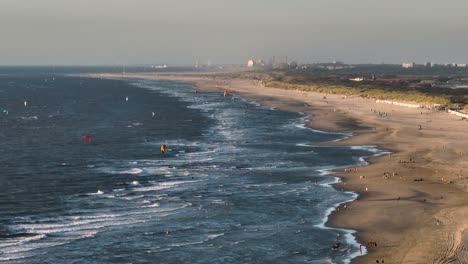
[86, 73, 468, 264]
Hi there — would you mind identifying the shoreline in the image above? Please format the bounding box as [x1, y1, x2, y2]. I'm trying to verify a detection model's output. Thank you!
[84, 73, 468, 263]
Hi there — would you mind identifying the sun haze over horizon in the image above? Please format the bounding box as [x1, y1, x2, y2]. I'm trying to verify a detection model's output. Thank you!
[1, 0, 467, 66]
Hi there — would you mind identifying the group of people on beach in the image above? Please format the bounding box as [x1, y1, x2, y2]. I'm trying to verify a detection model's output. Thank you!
[371, 109, 389, 117]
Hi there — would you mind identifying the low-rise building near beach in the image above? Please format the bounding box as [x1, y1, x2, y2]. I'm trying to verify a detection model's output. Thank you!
[402, 62, 416, 68]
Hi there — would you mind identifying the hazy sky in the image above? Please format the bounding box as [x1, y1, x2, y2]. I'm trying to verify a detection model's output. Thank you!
[1, 0, 467, 65]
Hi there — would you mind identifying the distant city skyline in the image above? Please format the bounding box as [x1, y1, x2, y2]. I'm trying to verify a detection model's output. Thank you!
[1, 0, 468, 65]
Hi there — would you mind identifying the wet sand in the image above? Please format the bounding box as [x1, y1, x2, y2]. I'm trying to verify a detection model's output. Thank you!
[87, 73, 468, 263]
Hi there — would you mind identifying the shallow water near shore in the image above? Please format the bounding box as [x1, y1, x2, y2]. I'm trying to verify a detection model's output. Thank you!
[0, 72, 386, 263]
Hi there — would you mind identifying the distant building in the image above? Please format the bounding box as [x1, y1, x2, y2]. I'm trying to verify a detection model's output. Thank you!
[402, 62, 415, 68]
[256, 59, 265, 66]
[275, 63, 289, 70]
[455, 63, 467, 68]
[247, 59, 255, 67]
[288, 61, 298, 69]
[152, 64, 168, 69]
[349, 77, 364, 82]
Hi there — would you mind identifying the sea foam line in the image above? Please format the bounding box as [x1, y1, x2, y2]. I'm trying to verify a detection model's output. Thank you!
[312, 144, 389, 263]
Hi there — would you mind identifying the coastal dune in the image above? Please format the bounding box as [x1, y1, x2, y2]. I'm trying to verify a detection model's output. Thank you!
[88, 73, 468, 263]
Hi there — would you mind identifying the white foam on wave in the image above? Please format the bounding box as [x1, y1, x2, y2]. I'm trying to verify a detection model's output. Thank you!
[185, 149, 217, 157]
[293, 116, 309, 130]
[278, 186, 310, 195]
[141, 202, 160, 208]
[140, 166, 174, 176]
[125, 168, 143, 174]
[3, 199, 190, 260]
[210, 199, 225, 205]
[187, 102, 224, 112]
[97, 167, 143, 175]
[113, 194, 145, 201]
[207, 233, 224, 239]
[9, 215, 160, 248]
[358, 156, 367, 165]
[319, 176, 341, 188]
[144, 140, 202, 148]
[295, 143, 312, 147]
[0, 251, 48, 262]
[131, 181, 139, 186]
[77, 230, 99, 240]
[0, 229, 97, 260]
[0, 242, 63, 260]
[294, 114, 352, 140]
[350, 145, 391, 166]
[349, 145, 388, 154]
[4, 220, 146, 253]
[133, 180, 203, 193]
[288, 115, 347, 138]
[168, 233, 224, 248]
[20, 116, 38, 120]
[0, 233, 47, 248]
[331, 133, 352, 142]
[244, 182, 287, 188]
[315, 167, 337, 177]
[249, 101, 261, 107]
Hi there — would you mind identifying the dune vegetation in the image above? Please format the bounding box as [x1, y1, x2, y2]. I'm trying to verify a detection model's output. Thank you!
[222, 70, 464, 106]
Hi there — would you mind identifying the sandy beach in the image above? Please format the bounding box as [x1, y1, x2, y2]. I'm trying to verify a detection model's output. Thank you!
[87, 73, 468, 263]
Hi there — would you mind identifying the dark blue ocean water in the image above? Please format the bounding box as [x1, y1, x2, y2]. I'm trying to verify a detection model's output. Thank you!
[0, 71, 384, 263]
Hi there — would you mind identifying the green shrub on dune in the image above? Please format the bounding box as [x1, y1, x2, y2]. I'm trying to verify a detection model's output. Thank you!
[266, 80, 450, 105]
[222, 70, 455, 106]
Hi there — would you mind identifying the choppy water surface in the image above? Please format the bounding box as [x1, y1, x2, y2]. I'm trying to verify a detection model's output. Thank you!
[0, 73, 384, 263]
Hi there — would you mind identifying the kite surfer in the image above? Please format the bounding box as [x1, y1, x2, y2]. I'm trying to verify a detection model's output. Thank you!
[81, 134, 93, 143]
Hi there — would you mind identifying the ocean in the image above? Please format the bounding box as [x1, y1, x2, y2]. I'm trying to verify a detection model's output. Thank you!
[0, 69, 385, 263]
